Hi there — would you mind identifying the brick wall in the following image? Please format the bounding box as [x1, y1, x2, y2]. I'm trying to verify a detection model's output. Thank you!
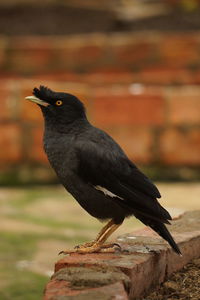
[44, 211, 200, 299]
[1, 33, 200, 81]
[0, 32, 200, 180]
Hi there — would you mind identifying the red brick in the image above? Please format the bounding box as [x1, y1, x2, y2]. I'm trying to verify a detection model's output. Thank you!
[192, 70, 200, 84]
[2, 33, 200, 76]
[166, 231, 200, 276]
[33, 71, 81, 82]
[44, 280, 70, 299]
[160, 36, 199, 67]
[138, 67, 194, 85]
[8, 38, 54, 73]
[0, 81, 21, 120]
[0, 124, 22, 165]
[167, 88, 200, 125]
[86, 69, 133, 84]
[106, 126, 153, 164]
[10, 49, 53, 73]
[44, 280, 128, 300]
[75, 45, 104, 62]
[0, 38, 6, 68]
[93, 93, 165, 126]
[57, 45, 104, 70]
[0, 85, 11, 120]
[10, 37, 53, 49]
[28, 126, 48, 164]
[52, 211, 200, 299]
[159, 128, 200, 165]
[55, 248, 168, 300]
[21, 93, 44, 122]
[114, 41, 155, 64]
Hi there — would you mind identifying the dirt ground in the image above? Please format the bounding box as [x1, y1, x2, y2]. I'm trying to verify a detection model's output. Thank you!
[146, 258, 200, 300]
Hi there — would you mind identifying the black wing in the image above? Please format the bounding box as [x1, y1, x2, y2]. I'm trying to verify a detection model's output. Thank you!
[75, 128, 171, 224]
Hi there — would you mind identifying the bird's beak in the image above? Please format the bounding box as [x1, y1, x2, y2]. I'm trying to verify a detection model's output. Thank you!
[25, 96, 49, 107]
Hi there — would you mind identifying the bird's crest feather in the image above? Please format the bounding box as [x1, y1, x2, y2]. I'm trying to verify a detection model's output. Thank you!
[33, 86, 56, 100]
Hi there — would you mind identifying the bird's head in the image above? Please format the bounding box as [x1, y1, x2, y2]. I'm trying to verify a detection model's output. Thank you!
[26, 86, 87, 130]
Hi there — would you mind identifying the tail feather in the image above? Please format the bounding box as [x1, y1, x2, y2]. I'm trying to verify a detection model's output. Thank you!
[136, 215, 182, 255]
[149, 222, 182, 255]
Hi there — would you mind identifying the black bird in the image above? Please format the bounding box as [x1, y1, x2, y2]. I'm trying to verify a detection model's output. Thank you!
[26, 86, 181, 255]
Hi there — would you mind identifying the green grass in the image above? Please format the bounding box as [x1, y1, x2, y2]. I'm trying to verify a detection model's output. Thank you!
[0, 270, 47, 300]
[0, 232, 47, 300]
[0, 187, 105, 299]
[0, 186, 142, 299]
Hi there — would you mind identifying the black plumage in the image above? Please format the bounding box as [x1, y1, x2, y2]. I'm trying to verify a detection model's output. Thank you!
[26, 85, 181, 255]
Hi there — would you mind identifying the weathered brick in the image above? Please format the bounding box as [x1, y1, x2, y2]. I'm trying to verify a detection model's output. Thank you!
[93, 93, 165, 126]
[159, 128, 200, 165]
[160, 35, 200, 67]
[138, 67, 194, 85]
[44, 280, 128, 300]
[106, 126, 153, 164]
[33, 71, 81, 82]
[0, 123, 22, 165]
[56, 44, 104, 71]
[54, 240, 168, 299]
[0, 81, 21, 120]
[0, 38, 7, 68]
[167, 88, 200, 125]
[8, 38, 54, 73]
[75, 45, 104, 63]
[114, 41, 155, 65]
[1, 33, 200, 77]
[21, 92, 44, 122]
[86, 69, 133, 84]
[44, 280, 70, 300]
[0, 84, 11, 120]
[28, 126, 48, 164]
[9, 49, 53, 73]
[192, 70, 200, 84]
[52, 211, 200, 299]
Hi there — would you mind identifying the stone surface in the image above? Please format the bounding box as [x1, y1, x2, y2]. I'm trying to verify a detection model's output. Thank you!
[43, 211, 200, 299]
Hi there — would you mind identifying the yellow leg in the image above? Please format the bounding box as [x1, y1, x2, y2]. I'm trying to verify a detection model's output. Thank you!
[60, 219, 123, 255]
[95, 220, 121, 244]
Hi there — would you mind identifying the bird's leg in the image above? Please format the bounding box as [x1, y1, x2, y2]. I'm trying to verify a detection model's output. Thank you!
[95, 219, 117, 242]
[60, 219, 122, 254]
[95, 219, 121, 244]
[76, 219, 116, 248]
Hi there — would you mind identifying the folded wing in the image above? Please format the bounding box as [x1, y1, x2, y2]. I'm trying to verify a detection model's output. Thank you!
[75, 130, 171, 224]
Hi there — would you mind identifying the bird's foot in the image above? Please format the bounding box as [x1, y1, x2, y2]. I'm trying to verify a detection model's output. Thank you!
[59, 242, 121, 255]
[74, 241, 96, 249]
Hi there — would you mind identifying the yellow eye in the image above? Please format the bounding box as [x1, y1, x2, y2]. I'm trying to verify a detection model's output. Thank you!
[55, 100, 63, 106]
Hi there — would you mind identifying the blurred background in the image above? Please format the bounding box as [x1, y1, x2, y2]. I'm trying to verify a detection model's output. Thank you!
[0, 0, 200, 299]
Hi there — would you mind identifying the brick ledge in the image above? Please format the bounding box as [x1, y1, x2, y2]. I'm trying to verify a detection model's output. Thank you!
[44, 211, 200, 299]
